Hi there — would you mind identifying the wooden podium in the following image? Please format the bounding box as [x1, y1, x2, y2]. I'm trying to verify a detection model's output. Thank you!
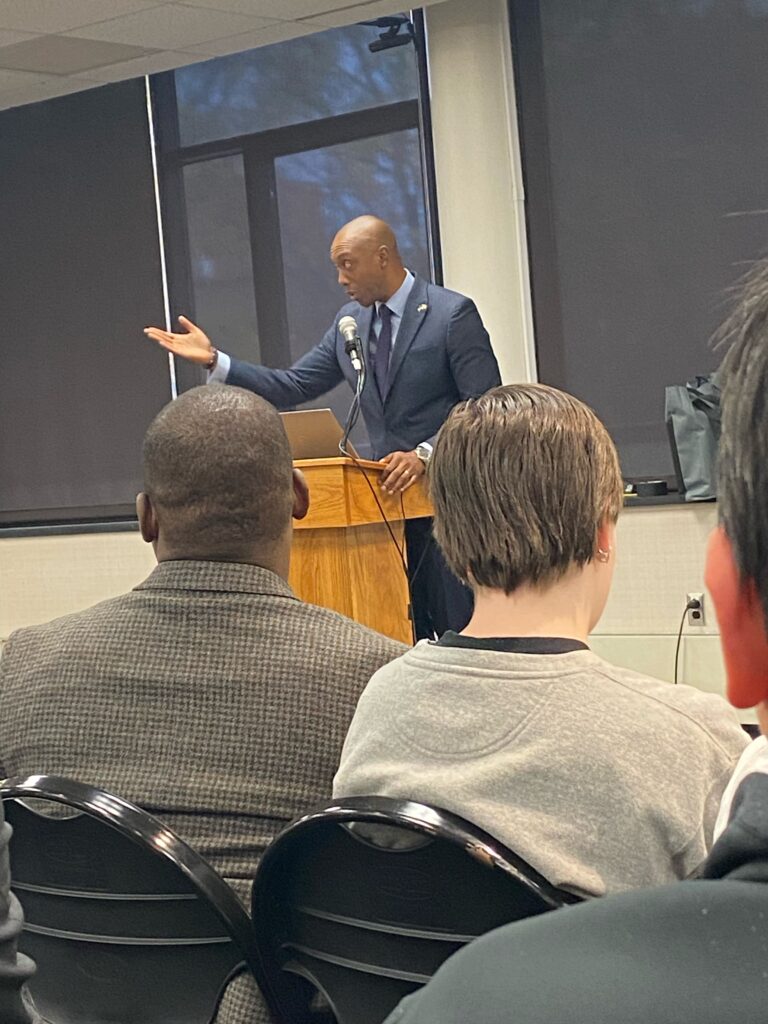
[288, 458, 433, 644]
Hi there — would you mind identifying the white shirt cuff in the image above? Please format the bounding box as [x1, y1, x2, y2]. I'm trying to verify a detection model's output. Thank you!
[207, 350, 231, 383]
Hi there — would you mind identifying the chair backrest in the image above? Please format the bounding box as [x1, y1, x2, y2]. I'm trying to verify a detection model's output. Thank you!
[1, 774, 263, 1024]
[251, 796, 579, 1024]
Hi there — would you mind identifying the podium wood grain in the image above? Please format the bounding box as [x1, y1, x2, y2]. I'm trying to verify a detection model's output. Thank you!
[288, 458, 433, 644]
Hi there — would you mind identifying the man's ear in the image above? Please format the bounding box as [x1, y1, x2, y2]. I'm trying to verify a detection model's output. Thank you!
[291, 469, 310, 522]
[705, 525, 768, 709]
[136, 492, 159, 545]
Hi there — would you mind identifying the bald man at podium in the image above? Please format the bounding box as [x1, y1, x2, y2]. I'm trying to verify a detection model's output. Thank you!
[145, 215, 500, 639]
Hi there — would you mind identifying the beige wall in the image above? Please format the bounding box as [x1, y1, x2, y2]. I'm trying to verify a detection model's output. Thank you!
[591, 503, 752, 720]
[426, 0, 536, 385]
[0, 531, 155, 641]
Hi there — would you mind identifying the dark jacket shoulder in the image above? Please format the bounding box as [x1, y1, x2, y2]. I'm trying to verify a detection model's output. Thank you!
[704, 771, 768, 882]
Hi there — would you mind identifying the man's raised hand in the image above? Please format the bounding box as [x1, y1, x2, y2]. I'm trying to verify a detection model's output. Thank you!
[144, 316, 214, 365]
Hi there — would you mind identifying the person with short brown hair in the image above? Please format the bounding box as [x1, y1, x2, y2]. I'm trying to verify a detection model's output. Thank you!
[430, 384, 623, 595]
[334, 383, 747, 897]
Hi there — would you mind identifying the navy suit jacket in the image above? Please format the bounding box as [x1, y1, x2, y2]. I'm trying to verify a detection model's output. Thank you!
[226, 276, 500, 459]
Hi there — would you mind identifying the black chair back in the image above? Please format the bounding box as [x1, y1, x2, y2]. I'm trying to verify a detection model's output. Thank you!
[251, 796, 578, 1024]
[2, 774, 263, 1024]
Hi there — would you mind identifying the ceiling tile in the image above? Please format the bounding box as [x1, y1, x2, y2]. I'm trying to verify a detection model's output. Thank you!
[0, 76, 100, 111]
[302, 0, 436, 27]
[0, 30, 41, 48]
[0, 0, 444, 112]
[64, 3, 280, 49]
[75, 49, 200, 82]
[0, 67, 50, 90]
[182, 21, 311, 56]
[0, 36, 155, 75]
[177, 0, 343, 16]
[0, 0, 161, 35]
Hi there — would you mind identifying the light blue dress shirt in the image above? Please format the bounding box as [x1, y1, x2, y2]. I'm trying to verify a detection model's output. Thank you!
[373, 268, 415, 346]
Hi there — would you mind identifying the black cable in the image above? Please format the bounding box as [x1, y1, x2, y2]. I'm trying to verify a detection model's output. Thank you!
[345, 453, 419, 644]
[338, 361, 418, 641]
[339, 361, 365, 457]
[344, 451, 408, 571]
[674, 598, 701, 684]
[339, 368, 404, 565]
[399, 492, 431, 589]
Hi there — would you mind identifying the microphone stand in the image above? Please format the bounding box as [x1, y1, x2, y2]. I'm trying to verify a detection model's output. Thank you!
[340, 340, 366, 456]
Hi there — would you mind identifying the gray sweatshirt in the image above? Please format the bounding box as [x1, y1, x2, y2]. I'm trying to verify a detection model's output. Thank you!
[333, 641, 748, 897]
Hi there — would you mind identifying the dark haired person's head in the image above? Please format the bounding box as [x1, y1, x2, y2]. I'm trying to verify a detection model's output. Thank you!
[706, 261, 768, 730]
[137, 384, 308, 575]
[430, 384, 624, 634]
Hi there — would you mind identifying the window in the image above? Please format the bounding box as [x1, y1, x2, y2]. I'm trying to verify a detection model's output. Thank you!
[154, 15, 437, 452]
[173, 22, 421, 145]
[509, 0, 768, 479]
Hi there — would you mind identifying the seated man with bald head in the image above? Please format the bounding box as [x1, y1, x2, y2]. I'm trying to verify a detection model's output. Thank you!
[145, 215, 501, 640]
[0, 384, 406, 1024]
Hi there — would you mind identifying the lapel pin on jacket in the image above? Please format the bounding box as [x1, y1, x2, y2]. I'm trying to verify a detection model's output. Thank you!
[417, 303, 428, 312]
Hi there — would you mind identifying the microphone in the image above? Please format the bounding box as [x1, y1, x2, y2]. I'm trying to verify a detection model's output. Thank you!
[339, 315, 364, 375]
[338, 314, 366, 458]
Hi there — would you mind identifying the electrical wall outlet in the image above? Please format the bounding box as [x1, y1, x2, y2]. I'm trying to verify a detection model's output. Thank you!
[686, 592, 705, 627]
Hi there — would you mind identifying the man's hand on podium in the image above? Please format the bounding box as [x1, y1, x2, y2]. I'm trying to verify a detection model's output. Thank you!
[380, 450, 426, 495]
[144, 316, 216, 366]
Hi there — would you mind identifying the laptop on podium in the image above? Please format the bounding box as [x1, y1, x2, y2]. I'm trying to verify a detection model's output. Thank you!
[280, 409, 359, 460]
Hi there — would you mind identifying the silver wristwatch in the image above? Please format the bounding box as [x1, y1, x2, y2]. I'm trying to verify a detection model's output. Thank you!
[415, 442, 433, 465]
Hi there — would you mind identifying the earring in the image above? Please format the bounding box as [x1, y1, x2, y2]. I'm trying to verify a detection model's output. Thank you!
[596, 548, 611, 563]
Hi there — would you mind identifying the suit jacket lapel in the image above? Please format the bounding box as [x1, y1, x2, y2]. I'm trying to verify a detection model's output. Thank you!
[384, 276, 429, 402]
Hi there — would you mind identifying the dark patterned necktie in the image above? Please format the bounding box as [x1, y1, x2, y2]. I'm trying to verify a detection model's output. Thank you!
[374, 303, 393, 399]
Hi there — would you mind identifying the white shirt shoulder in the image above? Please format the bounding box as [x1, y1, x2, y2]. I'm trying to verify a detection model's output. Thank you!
[714, 734, 768, 839]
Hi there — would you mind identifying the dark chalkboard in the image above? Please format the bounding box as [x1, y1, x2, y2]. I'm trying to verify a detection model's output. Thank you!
[0, 78, 171, 525]
[511, 0, 768, 478]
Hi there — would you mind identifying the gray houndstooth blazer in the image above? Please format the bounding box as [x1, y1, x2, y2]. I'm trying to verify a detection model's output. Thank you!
[0, 559, 407, 1024]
